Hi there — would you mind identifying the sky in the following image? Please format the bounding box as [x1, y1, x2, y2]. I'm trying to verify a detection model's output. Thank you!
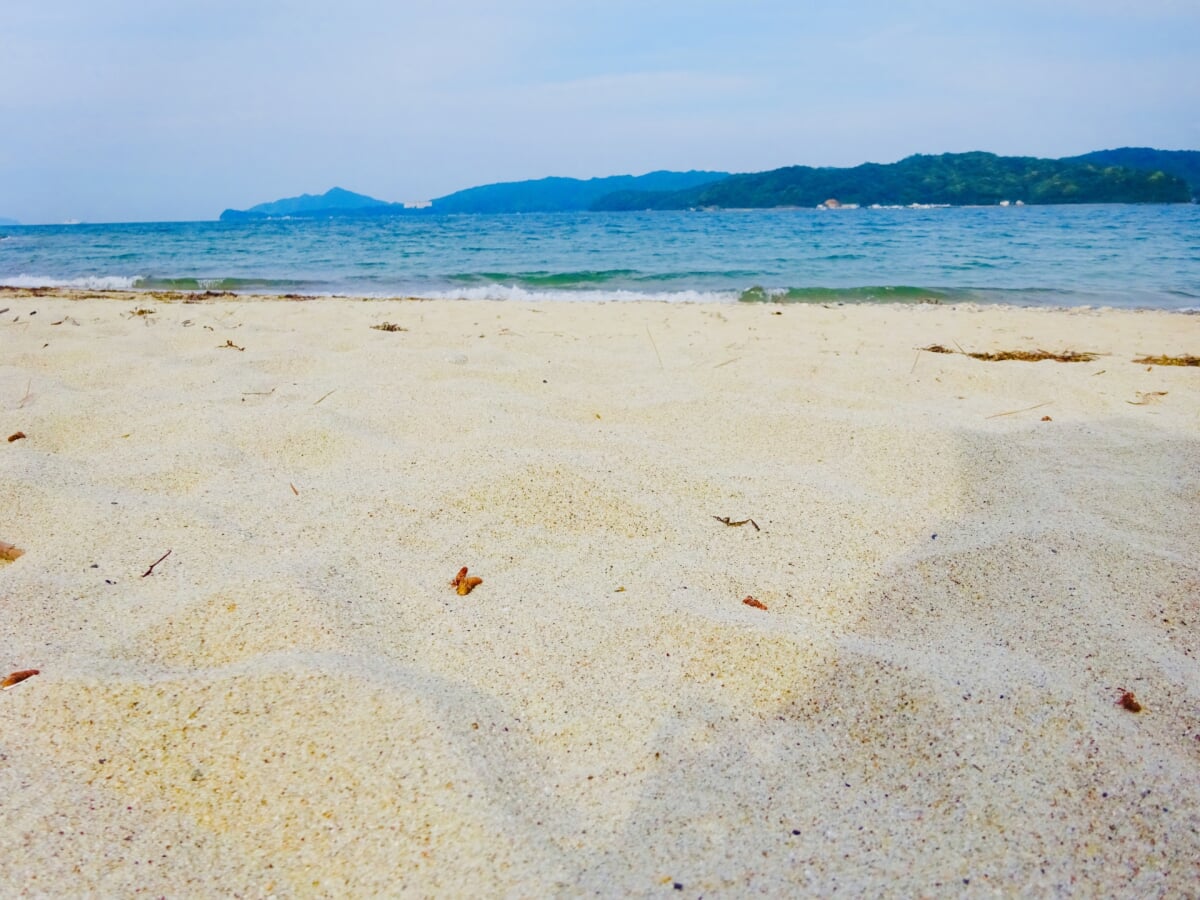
[1, 0, 1197, 223]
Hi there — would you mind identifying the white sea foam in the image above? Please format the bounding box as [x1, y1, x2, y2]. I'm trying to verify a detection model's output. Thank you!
[413, 285, 737, 304]
[0, 274, 141, 290]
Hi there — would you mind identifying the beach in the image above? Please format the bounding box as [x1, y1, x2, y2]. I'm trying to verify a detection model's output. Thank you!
[1, 290, 1198, 895]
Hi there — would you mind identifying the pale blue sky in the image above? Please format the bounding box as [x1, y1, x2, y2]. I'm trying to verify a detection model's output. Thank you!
[2, 0, 1196, 223]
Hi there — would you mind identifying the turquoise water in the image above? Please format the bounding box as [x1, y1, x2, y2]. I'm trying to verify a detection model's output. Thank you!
[1, 204, 1197, 308]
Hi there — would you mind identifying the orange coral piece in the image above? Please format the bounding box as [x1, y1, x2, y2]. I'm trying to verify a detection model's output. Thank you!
[742, 595, 767, 611]
[0, 541, 24, 562]
[451, 567, 482, 595]
[1, 669, 39, 690]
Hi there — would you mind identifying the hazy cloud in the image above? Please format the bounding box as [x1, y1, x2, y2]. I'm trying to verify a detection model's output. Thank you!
[1, 0, 1196, 221]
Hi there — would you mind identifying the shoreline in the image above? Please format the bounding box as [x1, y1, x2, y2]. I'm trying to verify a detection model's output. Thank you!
[2, 294, 1198, 894]
[2, 284, 1198, 313]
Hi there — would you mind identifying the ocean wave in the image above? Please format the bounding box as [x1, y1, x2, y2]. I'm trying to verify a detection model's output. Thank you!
[738, 285, 959, 304]
[134, 276, 318, 291]
[445, 268, 766, 289]
[0, 274, 324, 292]
[448, 270, 642, 288]
[3, 271, 1191, 310]
[0, 274, 141, 290]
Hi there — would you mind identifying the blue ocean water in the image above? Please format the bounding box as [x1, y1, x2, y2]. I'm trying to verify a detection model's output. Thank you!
[1, 204, 1197, 308]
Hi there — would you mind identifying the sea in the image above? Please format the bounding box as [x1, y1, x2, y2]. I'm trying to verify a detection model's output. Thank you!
[1, 204, 1197, 309]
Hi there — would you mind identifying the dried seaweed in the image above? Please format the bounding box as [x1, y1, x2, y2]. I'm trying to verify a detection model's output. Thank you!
[370, 322, 408, 332]
[7, 431, 25, 442]
[968, 349, 1098, 363]
[1132, 355, 1200, 367]
[742, 596, 767, 611]
[920, 345, 1098, 363]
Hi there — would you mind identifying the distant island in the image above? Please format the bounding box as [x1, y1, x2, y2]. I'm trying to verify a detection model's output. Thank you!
[219, 171, 729, 221]
[219, 148, 1196, 220]
[0, 217, 19, 226]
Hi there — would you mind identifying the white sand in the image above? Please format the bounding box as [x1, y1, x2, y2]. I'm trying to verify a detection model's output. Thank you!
[1, 292, 1198, 896]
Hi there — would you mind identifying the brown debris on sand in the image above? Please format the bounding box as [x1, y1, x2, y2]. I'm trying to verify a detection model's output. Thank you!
[1117, 690, 1143, 713]
[1128, 391, 1168, 406]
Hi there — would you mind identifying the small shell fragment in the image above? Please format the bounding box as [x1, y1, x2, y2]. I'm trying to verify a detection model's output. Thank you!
[742, 595, 767, 611]
[0, 541, 25, 562]
[1, 669, 39, 690]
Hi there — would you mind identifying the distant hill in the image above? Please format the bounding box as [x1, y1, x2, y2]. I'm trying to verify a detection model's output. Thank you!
[219, 153, 1193, 221]
[592, 152, 1191, 210]
[0, 217, 19, 226]
[1061, 148, 1200, 200]
[219, 171, 729, 220]
[220, 187, 396, 221]
[429, 170, 729, 214]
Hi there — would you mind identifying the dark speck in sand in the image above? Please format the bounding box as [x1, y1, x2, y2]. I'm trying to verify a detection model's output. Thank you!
[931, 533, 937, 540]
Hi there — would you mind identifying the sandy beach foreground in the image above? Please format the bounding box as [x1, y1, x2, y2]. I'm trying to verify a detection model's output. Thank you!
[1, 291, 1197, 896]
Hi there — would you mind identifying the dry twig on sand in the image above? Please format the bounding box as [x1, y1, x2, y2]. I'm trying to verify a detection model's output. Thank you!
[985, 401, 1053, 420]
[141, 549, 172, 577]
[713, 515, 760, 531]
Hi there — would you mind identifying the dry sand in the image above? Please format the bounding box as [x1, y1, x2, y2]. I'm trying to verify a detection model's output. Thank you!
[1, 290, 1198, 896]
